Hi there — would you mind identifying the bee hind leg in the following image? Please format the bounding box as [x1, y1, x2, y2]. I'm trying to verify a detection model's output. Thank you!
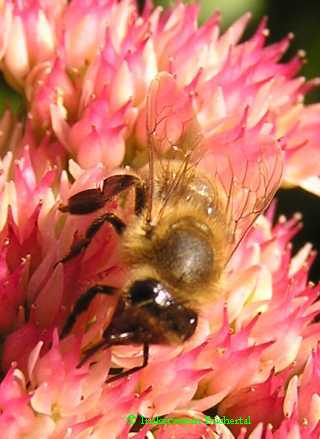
[101, 174, 146, 216]
[61, 284, 117, 338]
[56, 212, 126, 265]
[56, 174, 146, 265]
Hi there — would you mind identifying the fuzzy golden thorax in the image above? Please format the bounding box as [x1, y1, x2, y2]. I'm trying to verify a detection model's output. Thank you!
[121, 163, 229, 309]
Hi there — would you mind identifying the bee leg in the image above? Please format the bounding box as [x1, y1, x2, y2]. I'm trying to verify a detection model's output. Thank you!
[61, 284, 116, 338]
[59, 174, 146, 216]
[56, 212, 126, 265]
[101, 174, 145, 216]
[76, 331, 135, 368]
[105, 343, 149, 384]
[86, 212, 126, 238]
[76, 339, 111, 368]
[56, 174, 145, 265]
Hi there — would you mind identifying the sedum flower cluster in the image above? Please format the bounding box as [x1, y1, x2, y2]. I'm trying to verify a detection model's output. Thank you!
[0, 1, 319, 438]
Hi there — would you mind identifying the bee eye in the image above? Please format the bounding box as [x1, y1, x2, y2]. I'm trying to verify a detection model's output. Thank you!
[126, 279, 198, 345]
[128, 279, 173, 307]
[129, 279, 158, 304]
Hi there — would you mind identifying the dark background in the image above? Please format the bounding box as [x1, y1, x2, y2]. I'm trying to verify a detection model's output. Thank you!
[265, 0, 320, 282]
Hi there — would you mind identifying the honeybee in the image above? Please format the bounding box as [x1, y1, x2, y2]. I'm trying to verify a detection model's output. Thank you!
[58, 73, 283, 382]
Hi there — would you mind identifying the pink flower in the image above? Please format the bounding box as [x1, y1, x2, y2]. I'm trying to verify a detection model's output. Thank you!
[0, 1, 319, 438]
[0, 1, 320, 192]
[0, 111, 317, 436]
[283, 103, 320, 195]
[1, 0, 57, 90]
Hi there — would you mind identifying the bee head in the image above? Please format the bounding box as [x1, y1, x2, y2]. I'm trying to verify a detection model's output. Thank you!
[124, 278, 198, 345]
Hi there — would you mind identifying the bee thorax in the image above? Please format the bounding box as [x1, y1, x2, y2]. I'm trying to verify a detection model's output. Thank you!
[155, 225, 214, 286]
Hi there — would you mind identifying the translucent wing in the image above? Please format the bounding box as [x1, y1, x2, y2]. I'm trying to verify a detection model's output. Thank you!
[145, 73, 284, 259]
[146, 72, 202, 159]
[145, 72, 204, 220]
[202, 124, 284, 262]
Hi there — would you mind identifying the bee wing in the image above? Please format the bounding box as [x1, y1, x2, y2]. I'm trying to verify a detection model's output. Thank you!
[145, 72, 204, 219]
[146, 72, 202, 159]
[203, 127, 284, 262]
[145, 73, 284, 257]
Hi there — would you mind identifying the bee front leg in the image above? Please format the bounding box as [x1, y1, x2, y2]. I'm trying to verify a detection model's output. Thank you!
[76, 335, 150, 381]
[76, 330, 135, 368]
[61, 284, 117, 338]
[76, 338, 111, 368]
[105, 343, 149, 384]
